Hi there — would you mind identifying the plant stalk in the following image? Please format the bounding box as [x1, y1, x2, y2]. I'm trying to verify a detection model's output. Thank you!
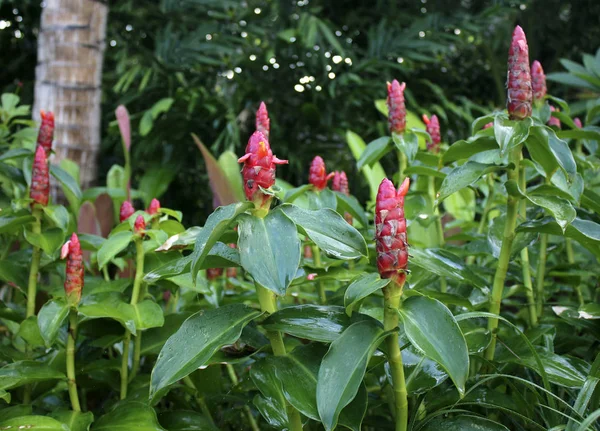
[566, 238, 584, 305]
[428, 176, 447, 292]
[383, 283, 408, 431]
[225, 364, 260, 431]
[312, 245, 326, 304]
[467, 174, 496, 265]
[518, 166, 537, 327]
[485, 145, 521, 362]
[536, 234, 548, 316]
[120, 237, 145, 399]
[183, 376, 216, 426]
[66, 309, 81, 411]
[26, 206, 42, 319]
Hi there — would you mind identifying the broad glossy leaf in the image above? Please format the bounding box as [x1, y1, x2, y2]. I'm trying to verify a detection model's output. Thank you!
[409, 247, 488, 290]
[307, 189, 337, 210]
[0, 416, 69, 431]
[92, 402, 166, 431]
[238, 210, 300, 295]
[346, 130, 387, 202]
[443, 136, 498, 163]
[515, 350, 589, 388]
[23, 227, 64, 256]
[190, 202, 253, 283]
[0, 389, 9, 403]
[0, 405, 31, 422]
[487, 214, 537, 259]
[437, 162, 504, 203]
[51, 411, 94, 431]
[263, 305, 371, 343]
[97, 231, 133, 269]
[421, 415, 509, 431]
[17, 316, 45, 347]
[150, 304, 261, 403]
[392, 131, 419, 162]
[399, 296, 469, 395]
[558, 126, 600, 141]
[317, 319, 388, 431]
[279, 205, 367, 259]
[344, 273, 389, 316]
[42, 205, 70, 232]
[133, 300, 165, 330]
[334, 191, 368, 227]
[50, 164, 82, 212]
[37, 298, 69, 347]
[157, 411, 218, 431]
[527, 126, 576, 180]
[356, 136, 391, 170]
[404, 165, 446, 179]
[0, 261, 28, 290]
[566, 354, 600, 431]
[0, 213, 35, 234]
[494, 114, 531, 155]
[0, 361, 65, 390]
[78, 293, 137, 334]
[251, 357, 288, 429]
[141, 312, 193, 355]
[401, 344, 448, 395]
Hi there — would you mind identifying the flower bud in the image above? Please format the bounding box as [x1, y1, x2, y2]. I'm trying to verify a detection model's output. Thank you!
[238, 131, 288, 208]
[63, 233, 84, 305]
[548, 106, 561, 129]
[37, 110, 55, 156]
[422, 114, 441, 153]
[256, 102, 270, 140]
[207, 268, 223, 280]
[375, 178, 410, 286]
[309, 156, 334, 190]
[134, 215, 146, 235]
[120, 201, 135, 223]
[531, 60, 547, 102]
[30, 146, 50, 207]
[147, 198, 160, 215]
[387, 80, 407, 134]
[332, 171, 352, 224]
[574, 118, 582, 128]
[304, 244, 313, 259]
[507, 26, 532, 120]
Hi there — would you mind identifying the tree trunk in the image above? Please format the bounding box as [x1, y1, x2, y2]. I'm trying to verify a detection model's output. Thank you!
[33, 0, 108, 190]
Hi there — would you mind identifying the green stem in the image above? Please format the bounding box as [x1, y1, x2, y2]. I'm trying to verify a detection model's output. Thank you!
[66, 309, 81, 411]
[383, 284, 408, 431]
[485, 146, 521, 362]
[225, 364, 260, 431]
[120, 237, 145, 398]
[183, 376, 216, 426]
[536, 234, 548, 316]
[255, 284, 303, 430]
[102, 266, 110, 282]
[566, 238, 584, 306]
[518, 166, 537, 327]
[398, 151, 407, 183]
[467, 174, 495, 266]
[26, 207, 42, 318]
[428, 176, 447, 293]
[312, 245, 326, 304]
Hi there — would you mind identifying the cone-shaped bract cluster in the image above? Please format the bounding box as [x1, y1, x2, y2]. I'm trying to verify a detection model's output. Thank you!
[507, 26, 532, 120]
[238, 131, 288, 207]
[62, 233, 84, 305]
[422, 114, 441, 153]
[30, 146, 50, 207]
[37, 110, 55, 156]
[309, 156, 334, 190]
[332, 170, 352, 224]
[256, 102, 270, 140]
[148, 198, 160, 215]
[120, 201, 135, 222]
[375, 178, 410, 286]
[134, 215, 146, 235]
[387, 80, 407, 134]
[531, 60, 547, 102]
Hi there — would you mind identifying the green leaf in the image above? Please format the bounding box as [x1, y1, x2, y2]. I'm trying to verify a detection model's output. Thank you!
[317, 319, 388, 431]
[307, 189, 337, 211]
[334, 191, 368, 227]
[218, 150, 245, 202]
[494, 115, 532, 155]
[356, 137, 391, 170]
[0, 361, 65, 391]
[37, 299, 70, 347]
[392, 131, 419, 163]
[506, 180, 576, 231]
[17, 316, 46, 347]
[279, 204, 367, 259]
[133, 300, 165, 330]
[238, 211, 300, 296]
[190, 202, 253, 283]
[93, 402, 166, 431]
[97, 231, 133, 269]
[346, 130, 386, 202]
[566, 354, 600, 431]
[514, 350, 589, 388]
[156, 411, 218, 431]
[399, 296, 469, 396]
[344, 273, 389, 316]
[0, 416, 69, 431]
[42, 205, 70, 232]
[78, 293, 137, 334]
[0, 390, 9, 403]
[401, 344, 448, 395]
[141, 312, 193, 356]
[149, 304, 261, 403]
[50, 164, 82, 213]
[421, 415, 509, 431]
[409, 247, 489, 290]
[138, 166, 176, 207]
[404, 166, 446, 179]
[250, 357, 288, 429]
[487, 213, 537, 259]
[0, 213, 35, 234]
[24, 227, 65, 256]
[0, 261, 28, 290]
[263, 305, 371, 343]
[527, 126, 576, 181]
[437, 162, 504, 203]
[51, 411, 94, 431]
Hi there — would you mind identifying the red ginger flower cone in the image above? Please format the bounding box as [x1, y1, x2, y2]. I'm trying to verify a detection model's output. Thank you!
[387, 80, 407, 134]
[507, 25, 532, 120]
[256, 102, 270, 140]
[531, 60, 547, 103]
[30, 146, 50, 207]
[134, 215, 146, 235]
[422, 114, 441, 153]
[120, 201, 135, 222]
[37, 110, 55, 156]
[238, 131, 288, 208]
[332, 171, 352, 224]
[309, 156, 334, 190]
[375, 178, 410, 286]
[61, 233, 84, 305]
[148, 198, 160, 215]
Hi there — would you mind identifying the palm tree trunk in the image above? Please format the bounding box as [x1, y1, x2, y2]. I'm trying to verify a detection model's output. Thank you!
[33, 0, 108, 189]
